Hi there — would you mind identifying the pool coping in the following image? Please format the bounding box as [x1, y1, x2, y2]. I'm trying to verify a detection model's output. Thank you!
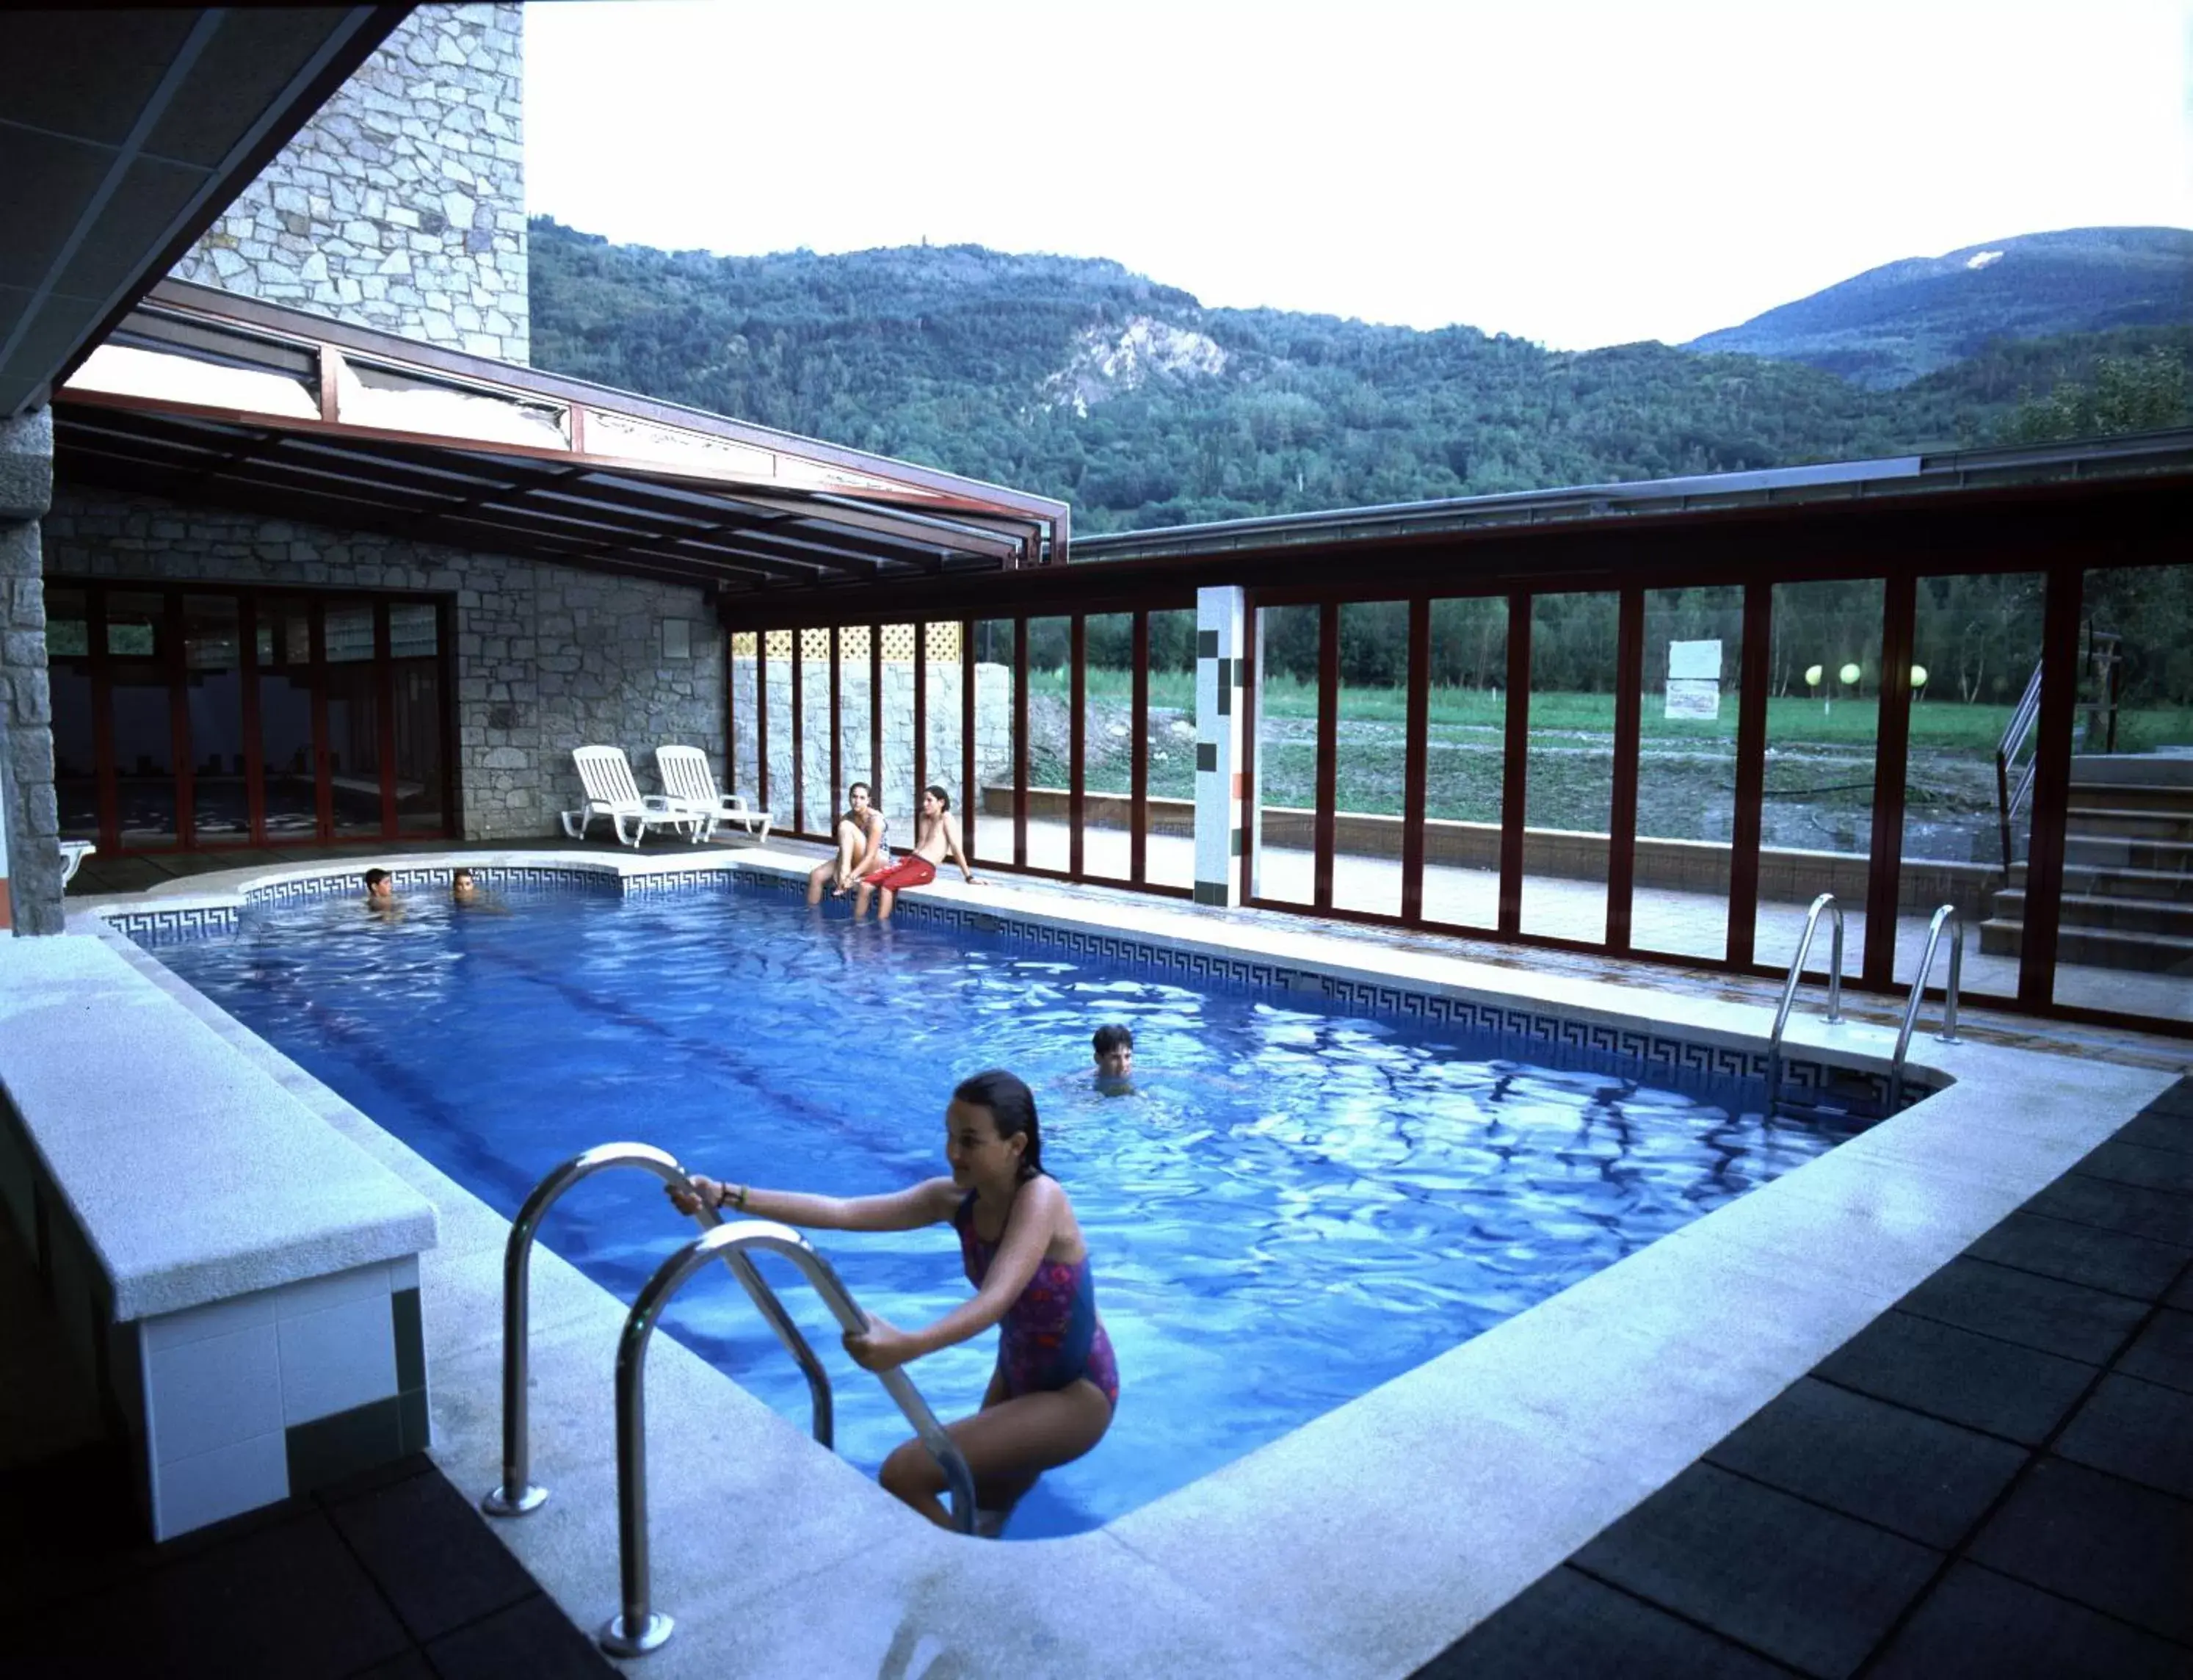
[68, 847, 2177, 1679]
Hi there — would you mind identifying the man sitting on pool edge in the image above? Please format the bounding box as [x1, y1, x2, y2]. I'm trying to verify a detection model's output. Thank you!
[854, 784, 978, 922]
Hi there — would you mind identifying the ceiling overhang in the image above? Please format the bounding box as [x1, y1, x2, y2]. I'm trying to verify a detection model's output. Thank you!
[1, 7, 411, 420]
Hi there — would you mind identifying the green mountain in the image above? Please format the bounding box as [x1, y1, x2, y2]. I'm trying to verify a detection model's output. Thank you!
[1686, 227, 2193, 388]
[528, 218, 2191, 534]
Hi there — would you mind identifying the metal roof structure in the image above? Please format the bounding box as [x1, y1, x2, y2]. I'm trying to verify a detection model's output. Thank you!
[1072, 428, 2193, 564]
[54, 281, 1070, 594]
[1, 7, 409, 419]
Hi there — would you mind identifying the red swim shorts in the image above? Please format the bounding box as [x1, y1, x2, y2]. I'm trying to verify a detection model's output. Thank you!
[863, 855, 936, 892]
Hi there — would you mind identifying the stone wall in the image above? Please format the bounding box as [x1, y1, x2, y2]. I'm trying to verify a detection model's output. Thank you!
[0, 410, 59, 933]
[732, 659, 1012, 834]
[42, 486, 720, 841]
[170, 4, 529, 362]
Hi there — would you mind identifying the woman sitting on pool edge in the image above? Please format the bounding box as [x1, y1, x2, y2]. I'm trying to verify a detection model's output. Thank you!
[665, 1068, 1117, 1534]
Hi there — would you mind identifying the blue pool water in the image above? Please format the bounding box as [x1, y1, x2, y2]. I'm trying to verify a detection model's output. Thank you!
[151, 881, 1861, 1537]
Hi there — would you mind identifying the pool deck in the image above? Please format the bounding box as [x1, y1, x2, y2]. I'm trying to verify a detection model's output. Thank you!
[13, 833, 2193, 1678]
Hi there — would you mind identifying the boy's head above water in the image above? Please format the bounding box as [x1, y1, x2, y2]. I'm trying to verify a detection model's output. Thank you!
[1092, 1023, 1134, 1081]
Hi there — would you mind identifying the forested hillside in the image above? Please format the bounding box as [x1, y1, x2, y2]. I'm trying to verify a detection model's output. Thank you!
[529, 218, 2192, 534]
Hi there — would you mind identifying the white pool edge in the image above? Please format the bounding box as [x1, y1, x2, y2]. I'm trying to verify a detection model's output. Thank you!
[76, 848, 2176, 1679]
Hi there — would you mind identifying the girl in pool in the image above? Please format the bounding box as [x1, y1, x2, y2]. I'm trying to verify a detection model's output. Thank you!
[665, 1068, 1118, 1532]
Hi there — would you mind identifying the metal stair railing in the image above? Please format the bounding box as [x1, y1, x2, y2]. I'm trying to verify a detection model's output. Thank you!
[1890, 905, 1964, 1112]
[1994, 662, 2045, 877]
[1766, 893, 1845, 1109]
[480, 1142, 833, 1518]
[599, 1220, 980, 1657]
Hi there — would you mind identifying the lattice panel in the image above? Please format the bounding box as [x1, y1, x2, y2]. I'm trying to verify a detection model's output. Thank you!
[879, 623, 918, 662]
[800, 628, 832, 661]
[730, 632, 757, 657]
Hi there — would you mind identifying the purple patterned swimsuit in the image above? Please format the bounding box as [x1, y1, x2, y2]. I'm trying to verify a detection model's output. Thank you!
[954, 1187, 1120, 1408]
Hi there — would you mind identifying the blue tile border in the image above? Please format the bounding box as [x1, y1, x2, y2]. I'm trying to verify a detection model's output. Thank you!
[107, 859, 1933, 1115]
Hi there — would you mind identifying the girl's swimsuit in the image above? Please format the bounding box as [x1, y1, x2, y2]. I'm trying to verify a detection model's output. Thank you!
[954, 1187, 1120, 1407]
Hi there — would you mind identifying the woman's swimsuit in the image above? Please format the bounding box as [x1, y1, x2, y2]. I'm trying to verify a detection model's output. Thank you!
[954, 1187, 1120, 1407]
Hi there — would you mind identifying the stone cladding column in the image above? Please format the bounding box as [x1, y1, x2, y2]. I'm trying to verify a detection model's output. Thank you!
[1193, 587, 1247, 908]
[0, 408, 60, 935]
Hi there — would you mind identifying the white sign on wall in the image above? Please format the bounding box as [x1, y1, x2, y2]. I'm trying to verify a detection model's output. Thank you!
[1666, 637, 1723, 721]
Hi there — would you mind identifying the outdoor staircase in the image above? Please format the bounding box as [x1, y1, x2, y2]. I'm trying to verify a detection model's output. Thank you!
[1981, 757, 2193, 973]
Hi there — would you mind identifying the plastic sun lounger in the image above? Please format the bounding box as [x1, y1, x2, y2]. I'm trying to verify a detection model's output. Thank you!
[653, 745, 773, 844]
[59, 839, 95, 886]
[559, 745, 708, 847]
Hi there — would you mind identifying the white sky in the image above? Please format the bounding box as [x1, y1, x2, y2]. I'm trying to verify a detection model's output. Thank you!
[525, 0, 2193, 350]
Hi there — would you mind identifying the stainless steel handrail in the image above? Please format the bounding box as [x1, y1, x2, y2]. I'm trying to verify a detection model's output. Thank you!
[1765, 892, 1845, 1105]
[599, 1220, 979, 1657]
[480, 1143, 832, 1518]
[1889, 905, 1964, 1112]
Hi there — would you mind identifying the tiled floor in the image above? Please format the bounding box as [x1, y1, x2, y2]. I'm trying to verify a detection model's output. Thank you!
[1413, 1081, 2193, 1679]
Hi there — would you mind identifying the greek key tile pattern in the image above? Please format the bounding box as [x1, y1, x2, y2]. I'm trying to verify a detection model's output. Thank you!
[108, 905, 242, 944]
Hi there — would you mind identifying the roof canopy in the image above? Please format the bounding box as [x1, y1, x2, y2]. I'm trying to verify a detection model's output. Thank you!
[54, 281, 1069, 595]
[1, 7, 407, 420]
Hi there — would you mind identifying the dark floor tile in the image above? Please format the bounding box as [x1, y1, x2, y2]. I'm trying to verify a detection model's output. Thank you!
[1813, 1311, 2098, 1446]
[1866, 1560, 2193, 1680]
[344, 1657, 437, 1680]
[2076, 1141, 2193, 1196]
[1969, 1458, 2193, 1644]
[2170, 1268, 2193, 1311]
[1413, 1565, 1796, 1679]
[2116, 1307, 2193, 1395]
[1894, 1257, 2148, 1365]
[2114, 1108, 2193, 1157]
[2026, 1176, 2193, 1248]
[2136, 1079, 2193, 1120]
[325, 1463, 537, 1644]
[1708, 1377, 2028, 1550]
[12, 1508, 410, 1680]
[1572, 1463, 1938, 1680]
[1963, 1212, 2192, 1303]
[2055, 1372, 2193, 1501]
[424, 1592, 616, 1680]
[309, 1449, 435, 1509]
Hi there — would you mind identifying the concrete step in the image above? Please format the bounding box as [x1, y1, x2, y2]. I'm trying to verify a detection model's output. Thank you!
[2067, 781, 2193, 816]
[2061, 834, 2193, 873]
[1979, 917, 2193, 974]
[2065, 806, 2193, 843]
[2007, 862, 2193, 902]
[2069, 753, 2193, 789]
[1989, 888, 2193, 938]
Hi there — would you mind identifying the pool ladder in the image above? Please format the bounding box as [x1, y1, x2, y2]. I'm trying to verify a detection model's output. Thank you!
[1767, 894, 1963, 1114]
[481, 1143, 978, 1658]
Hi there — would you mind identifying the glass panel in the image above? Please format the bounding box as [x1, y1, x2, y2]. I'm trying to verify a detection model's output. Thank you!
[1893, 573, 2043, 999]
[874, 623, 918, 854]
[728, 631, 758, 803]
[322, 601, 382, 837]
[1023, 617, 1070, 872]
[1145, 609, 1198, 891]
[797, 628, 832, 837]
[1080, 613, 1134, 881]
[2051, 565, 2193, 1022]
[257, 596, 318, 839]
[833, 626, 874, 844]
[1422, 595, 1507, 929]
[761, 630, 794, 822]
[1520, 592, 1617, 943]
[46, 586, 98, 841]
[1752, 579, 1882, 977]
[970, 619, 1016, 867]
[389, 601, 445, 834]
[1332, 601, 1407, 917]
[184, 595, 247, 841]
[1634, 586, 1745, 960]
[921, 623, 964, 852]
[1250, 605, 1317, 903]
[106, 591, 175, 847]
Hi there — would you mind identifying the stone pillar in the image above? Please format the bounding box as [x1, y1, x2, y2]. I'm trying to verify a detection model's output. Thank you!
[0, 408, 60, 935]
[1193, 587, 1247, 907]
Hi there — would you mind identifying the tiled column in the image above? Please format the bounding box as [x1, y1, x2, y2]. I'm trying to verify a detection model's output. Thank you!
[1194, 587, 1247, 907]
[0, 407, 59, 935]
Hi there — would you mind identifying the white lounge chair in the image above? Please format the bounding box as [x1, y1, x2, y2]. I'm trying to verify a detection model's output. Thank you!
[559, 745, 707, 847]
[655, 745, 773, 844]
[59, 839, 95, 886]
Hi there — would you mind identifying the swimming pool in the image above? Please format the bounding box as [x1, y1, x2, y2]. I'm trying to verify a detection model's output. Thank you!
[149, 877, 1866, 1538]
